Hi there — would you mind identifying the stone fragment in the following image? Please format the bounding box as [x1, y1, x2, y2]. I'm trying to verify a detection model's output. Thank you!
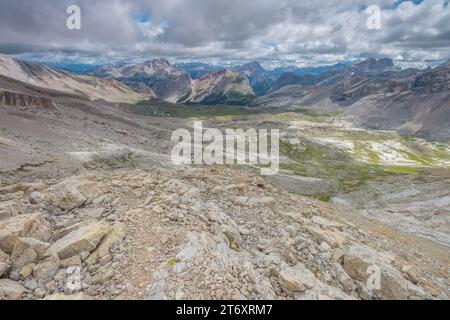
[0, 213, 51, 254]
[343, 245, 410, 299]
[47, 221, 110, 260]
[33, 254, 60, 284]
[0, 249, 11, 277]
[278, 263, 317, 293]
[0, 279, 27, 300]
[11, 237, 50, 271]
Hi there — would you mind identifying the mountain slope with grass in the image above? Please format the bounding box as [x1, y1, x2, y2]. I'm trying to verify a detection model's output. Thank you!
[258, 59, 450, 141]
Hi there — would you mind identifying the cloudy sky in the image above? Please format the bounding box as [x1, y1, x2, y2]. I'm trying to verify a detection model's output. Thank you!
[0, 0, 449, 68]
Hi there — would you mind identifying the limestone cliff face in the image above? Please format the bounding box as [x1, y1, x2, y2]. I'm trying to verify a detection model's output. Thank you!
[178, 69, 255, 105]
[0, 90, 54, 109]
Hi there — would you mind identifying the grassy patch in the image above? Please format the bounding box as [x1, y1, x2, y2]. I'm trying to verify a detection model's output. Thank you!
[382, 165, 423, 175]
[314, 194, 333, 202]
[278, 137, 428, 196]
[223, 231, 240, 252]
[127, 99, 259, 118]
[199, 93, 256, 106]
[83, 151, 140, 170]
[168, 258, 177, 267]
[292, 108, 323, 117]
[16, 166, 31, 173]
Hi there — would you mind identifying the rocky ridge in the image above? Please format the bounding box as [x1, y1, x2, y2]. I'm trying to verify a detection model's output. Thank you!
[0, 54, 145, 104]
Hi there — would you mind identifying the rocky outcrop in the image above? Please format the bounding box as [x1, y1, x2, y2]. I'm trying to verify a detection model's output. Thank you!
[0, 279, 27, 300]
[0, 90, 54, 109]
[47, 221, 110, 260]
[0, 250, 11, 277]
[33, 254, 60, 285]
[0, 200, 25, 220]
[0, 213, 51, 254]
[278, 263, 318, 293]
[84, 223, 126, 266]
[343, 245, 412, 300]
[10, 238, 50, 272]
[46, 177, 103, 212]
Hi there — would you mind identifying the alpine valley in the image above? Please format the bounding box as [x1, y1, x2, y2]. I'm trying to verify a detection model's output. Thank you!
[0, 52, 449, 301]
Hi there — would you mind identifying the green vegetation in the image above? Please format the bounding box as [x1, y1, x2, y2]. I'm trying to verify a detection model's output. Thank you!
[315, 194, 333, 202]
[83, 151, 140, 170]
[223, 231, 240, 252]
[168, 258, 177, 267]
[200, 93, 256, 106]
[293, 108, 325, 117]
[278, 136, 432, 197]
[128, 99, 259, 118]
[16, 166, 31, 173]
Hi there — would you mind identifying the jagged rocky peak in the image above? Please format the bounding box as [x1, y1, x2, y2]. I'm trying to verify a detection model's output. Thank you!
[144, 58, 171, 68]
[351, 57, 396, 73]
[178, 68, 255, 104]
[236, 61, 265, 72]
[232, 62, 274, 95]
[140, 58, 181, 75]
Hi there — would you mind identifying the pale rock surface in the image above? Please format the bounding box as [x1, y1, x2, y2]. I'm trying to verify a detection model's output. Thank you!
[0, 279, 27, 300]
[343, 245, 411, 299]
[46, 178, 103, 211]
[47, 221, 110, 259]
[10, 237, 50, 271]
[0, 249, 11, 277]
[0, 213, 51, 254]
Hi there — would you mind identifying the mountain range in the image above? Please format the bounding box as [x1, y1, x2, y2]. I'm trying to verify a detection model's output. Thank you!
[0, 54, 144, 104]
[93, 58, 257, 104]
[258, 58, 450, 141]
[0, 54, 449, 140]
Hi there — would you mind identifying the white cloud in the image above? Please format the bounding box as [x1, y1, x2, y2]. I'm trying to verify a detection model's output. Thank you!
[0, 0, 449, 67]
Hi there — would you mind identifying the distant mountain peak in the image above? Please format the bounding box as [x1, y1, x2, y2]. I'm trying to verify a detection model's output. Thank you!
[242, 61, 264, 69]
[354, 57, 395, 71]
[145, 58, 171, 67]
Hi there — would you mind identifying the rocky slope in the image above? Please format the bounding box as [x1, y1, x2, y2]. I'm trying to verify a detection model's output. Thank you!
[0, 55, 145, 104]
[0, 55, 449, 300]
[0, 89, 448, 300]
[0, 165, 448, 300]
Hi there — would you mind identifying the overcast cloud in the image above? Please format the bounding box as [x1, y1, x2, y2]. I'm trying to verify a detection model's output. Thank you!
[0, 0, 449, 67]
